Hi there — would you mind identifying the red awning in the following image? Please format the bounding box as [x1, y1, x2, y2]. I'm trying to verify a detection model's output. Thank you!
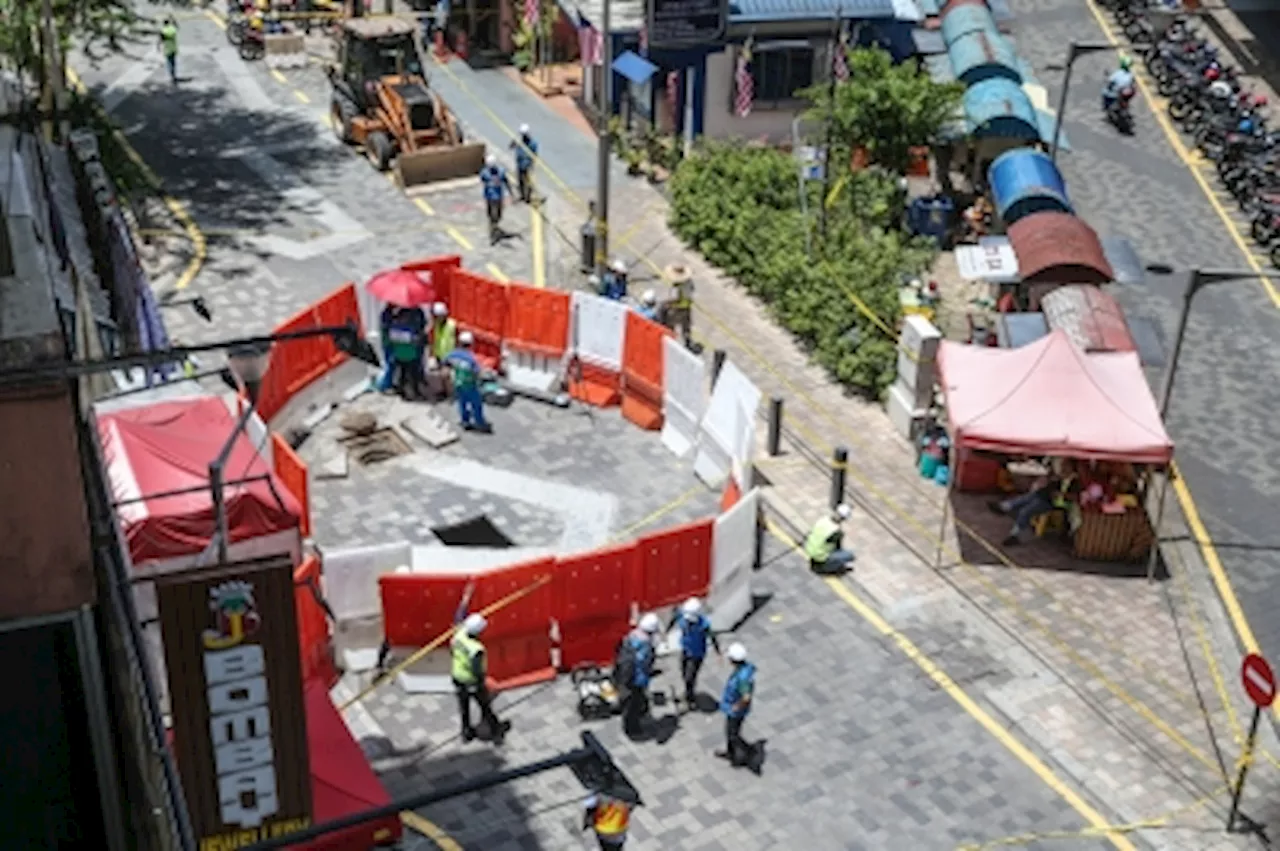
[1040, 284, 1136, 353]
[1007, 211, 1114, 284]
[97, 397, 301, 566]
[937, 330, 1173, 464]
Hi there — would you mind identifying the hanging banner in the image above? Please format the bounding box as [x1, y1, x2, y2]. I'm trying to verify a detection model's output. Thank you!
[571, 292, 628, 371]
[661, 336, 706, 458]
[156, 555, 312, 850]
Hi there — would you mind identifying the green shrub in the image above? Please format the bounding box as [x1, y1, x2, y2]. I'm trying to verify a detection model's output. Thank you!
[669, 141, 934, 397]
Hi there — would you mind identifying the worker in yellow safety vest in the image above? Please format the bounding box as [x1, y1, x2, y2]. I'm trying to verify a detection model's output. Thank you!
[426, 301, 458, 399]
[451, 614, 510, 744]
[804, 503, 855, 575]
[663, 263, 695, 349]
[583, 790, 637, 850]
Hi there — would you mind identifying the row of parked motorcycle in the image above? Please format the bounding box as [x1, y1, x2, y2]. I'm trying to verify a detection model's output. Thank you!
[1101, 0, 1280, 264]
[224, 0, 342, 60]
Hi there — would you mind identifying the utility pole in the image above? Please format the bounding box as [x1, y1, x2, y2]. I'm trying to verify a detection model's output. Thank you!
[819, 9, 840, 241]
[595, 0, 612, 276]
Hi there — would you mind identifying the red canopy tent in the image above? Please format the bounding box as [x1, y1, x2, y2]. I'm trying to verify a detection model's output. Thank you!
[936, 330, 1173, 464]
[97, 396, 302, 566]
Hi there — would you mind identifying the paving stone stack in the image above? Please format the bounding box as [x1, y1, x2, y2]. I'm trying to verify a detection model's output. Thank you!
[887, 315, 941, 440]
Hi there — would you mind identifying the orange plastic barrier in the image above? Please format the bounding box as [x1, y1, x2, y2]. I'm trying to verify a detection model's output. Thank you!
[255, 283, 362, 422]
[400, 254, 462, 308]
[378, 572, 473, 647]
[470, 557, 557, 690]
[449, 269, 509, 370]
[620, 312, 670, 430]
[568, 361, 622, 407]
[555, 543, 639, 670]
[720, 478, 742, 513]
[637, 519, 713, 611]
[271, 433, 311, 537]
[294, 556, 337, 686]
[506, 285, 571, 357]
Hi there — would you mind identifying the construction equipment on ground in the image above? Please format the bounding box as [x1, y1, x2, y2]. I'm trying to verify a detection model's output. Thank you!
[328, 17, 486, 188]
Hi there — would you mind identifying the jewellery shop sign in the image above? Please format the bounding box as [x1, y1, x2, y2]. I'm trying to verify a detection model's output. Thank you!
[157, 555, 312, 851]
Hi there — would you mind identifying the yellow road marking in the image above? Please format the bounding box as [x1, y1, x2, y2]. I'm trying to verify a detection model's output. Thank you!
[271, 68, 288, 84]
[204, 9, 226, 28]
[766, 523, 1136, 851]
[400, 811, 463, 851]
[531, 206, 546, 289]
[414, 197, 435, 216]
[447, 226, 474, 251]
[486, 263, 509, 282]
[66, 68, 206, 291]
[293, 90, 310, 104]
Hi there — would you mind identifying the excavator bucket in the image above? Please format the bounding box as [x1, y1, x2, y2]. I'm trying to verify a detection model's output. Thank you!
[396, 140, 487, 188]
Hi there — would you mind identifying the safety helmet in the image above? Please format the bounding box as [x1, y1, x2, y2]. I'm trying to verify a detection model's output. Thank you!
[484, 154, 497, 167]
[459, 330, 475, 346]
[611, 258, 627, 274]
[835, 503, 852, 520]
[642, 289, 657, 306]
[1118, 55, 1132, 70]
[682, 597, 702, 615]
[433, 301, 448, 317]
[639, 613, 661, 634]
[587, 273, 601, 288]
[463, 613, 487, 635]
[727, 642, 748, 663]
[519, 123, 531, 136]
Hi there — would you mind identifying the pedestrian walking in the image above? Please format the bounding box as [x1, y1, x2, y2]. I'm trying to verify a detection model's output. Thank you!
[804, 503, 855, 575]
[159, 17, 179, 85]
[510, 123, 538, 203]
[615, 613, 660, 738]
[450, 614, 510, 743]
[668, 597, 720, 708]
[445, 331, 490, 432]
[582, 789, 638, 850]
[479, 154, 513, 245]
[716, 642, 757, 769]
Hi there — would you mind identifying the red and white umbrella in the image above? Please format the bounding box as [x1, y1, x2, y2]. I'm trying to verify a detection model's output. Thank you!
[365, 268, 436, 307]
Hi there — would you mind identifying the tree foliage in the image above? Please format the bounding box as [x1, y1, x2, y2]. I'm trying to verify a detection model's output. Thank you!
[799, 46, 963, 174]
[0, 0, 146, 81]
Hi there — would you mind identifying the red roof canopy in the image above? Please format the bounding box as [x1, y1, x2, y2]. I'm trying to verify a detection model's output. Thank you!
[937, 330, 1173, 464]
[1007, 211, 1114, 284]
[97, 397, 301, 566]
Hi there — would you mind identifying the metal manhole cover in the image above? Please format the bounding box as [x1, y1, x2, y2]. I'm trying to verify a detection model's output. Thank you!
[340, 427, 413, 465]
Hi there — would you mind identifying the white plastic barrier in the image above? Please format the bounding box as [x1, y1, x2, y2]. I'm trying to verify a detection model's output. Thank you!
[503, 347, 566, 395]
[694, 361, 761, 488]
[710, 488, 759, 632]
[661, 337, 707, 458]
[323, 541, 412, 623]
[571, 291, 627, 370]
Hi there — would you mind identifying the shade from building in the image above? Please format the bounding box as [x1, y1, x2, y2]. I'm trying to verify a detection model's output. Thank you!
[987, 147, 1071, 224]
[946, 27, 1020, 85]
[1006, 211, 1115, 285]
[962, 78, 1040, 140]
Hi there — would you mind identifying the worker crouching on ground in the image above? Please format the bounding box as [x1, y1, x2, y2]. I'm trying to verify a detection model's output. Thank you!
[425, 301, 457, 400]
[805, 503, 855, 575]
[480, 154, 513, 245]
[636, 289, 660, 322]
[669, 597, 720, 709]
[717, 642, 759, 771]
[600, 259, 628, 301]
[583, 788, 639, 850]
[615, 613, 661, 738]
[385, 304, 428, 400]
[446, 331, 490, 432]
[450, 614, 511, 744]
[510, 123, 538, 203]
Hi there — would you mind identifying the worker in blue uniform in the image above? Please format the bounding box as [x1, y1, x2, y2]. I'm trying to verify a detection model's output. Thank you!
[668, 597, 721, 708]
[716, 642, 758, 769]
[616, 613, 661, 738]
[510, 123, 538, 203]
[480, 154, 513, 245]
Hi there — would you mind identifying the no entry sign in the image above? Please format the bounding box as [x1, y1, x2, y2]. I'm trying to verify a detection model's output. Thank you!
[1242, 653, 1276, 708]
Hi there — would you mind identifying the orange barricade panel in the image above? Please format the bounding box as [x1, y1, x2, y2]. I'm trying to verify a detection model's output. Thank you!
[637, 518, 714, 611]
[469, 557, 556, 640]
[559, 614, 630, 671]
[554, 543, 639, 624]
[485, 632, 556, 692]
[401, 254, 462, 307]
[272, 433, 311, 537]
[254, 284, 361, 422]
[568, 360, 621, 407]
[378, 573, 473, 647]
[451, 270, 509, 343]
[506, 285, 571, 357]
[720, 478, 742, 513]
[621, 312, 671, 430]
[294, 556, 337, 686]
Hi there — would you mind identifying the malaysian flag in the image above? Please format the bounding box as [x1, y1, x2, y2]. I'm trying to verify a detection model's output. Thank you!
[667, 70, 680, 121]
[578, 15, 602, 66]
[833, 22, 849, 81]
[524, 0, 538, 26]
[734, 39, 754, 118]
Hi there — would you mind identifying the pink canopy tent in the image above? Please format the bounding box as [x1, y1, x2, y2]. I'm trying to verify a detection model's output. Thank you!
[936, 330, 1173, 465]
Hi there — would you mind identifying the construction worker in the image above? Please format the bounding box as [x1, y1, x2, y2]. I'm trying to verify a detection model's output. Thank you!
[479, 154, 513, 245]
[375, 303, 398, 392]
[445, 331, 490, 432]
[804, 503, 854, 575]
[158, 17, 179, 85]
[716, 642, 757, 769]
[582, 789, 638, 850]
[602, 259, 628, 301]
[664, 264, 695, 348]
[426, 301, 457, 399]
[668, 597, 720, 708]
[386, 304, 428, 400]
[450, 613, 510, 743]
[616, 613, 660, 738]
[636, 289, 660, 322]
[510, 123, 538, 203]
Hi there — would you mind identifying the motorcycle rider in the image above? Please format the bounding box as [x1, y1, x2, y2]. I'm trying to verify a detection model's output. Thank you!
[1101, 55, 1136, 113]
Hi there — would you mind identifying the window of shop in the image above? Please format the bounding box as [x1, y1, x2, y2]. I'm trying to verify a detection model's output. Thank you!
[752, 43, 814, 105]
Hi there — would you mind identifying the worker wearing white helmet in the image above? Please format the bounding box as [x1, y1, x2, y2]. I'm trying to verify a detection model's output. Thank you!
[668, 597, 721, 708]
[450, 613, 510, 743]
[616, 613, 662, 738]
[444, 328, 491, 432]
[603, 258, 629, 301]
[427, 301, 457, 395]
[805, 502, 855, 575]
[717, 642, 757, 768]
[480, 153, 513, 244]
[637, 288, 660, 322]
[511, 123, 538, 202]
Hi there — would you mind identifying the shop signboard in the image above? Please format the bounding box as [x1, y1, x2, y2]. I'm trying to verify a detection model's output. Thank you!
[156, 555, 312, 851]
[647, 0, 729, 48]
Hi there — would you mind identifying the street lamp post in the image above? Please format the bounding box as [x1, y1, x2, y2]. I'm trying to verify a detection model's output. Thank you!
[210, 341, 273, 563]
[1142, 265, 1280, 581]
[1048, 41, 1123, 163]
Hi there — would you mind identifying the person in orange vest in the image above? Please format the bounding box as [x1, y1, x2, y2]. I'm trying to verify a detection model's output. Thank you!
[582, 789, 637, 850]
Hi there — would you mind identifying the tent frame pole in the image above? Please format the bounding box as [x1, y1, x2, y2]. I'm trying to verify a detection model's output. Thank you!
[934, 444, 956, 568]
